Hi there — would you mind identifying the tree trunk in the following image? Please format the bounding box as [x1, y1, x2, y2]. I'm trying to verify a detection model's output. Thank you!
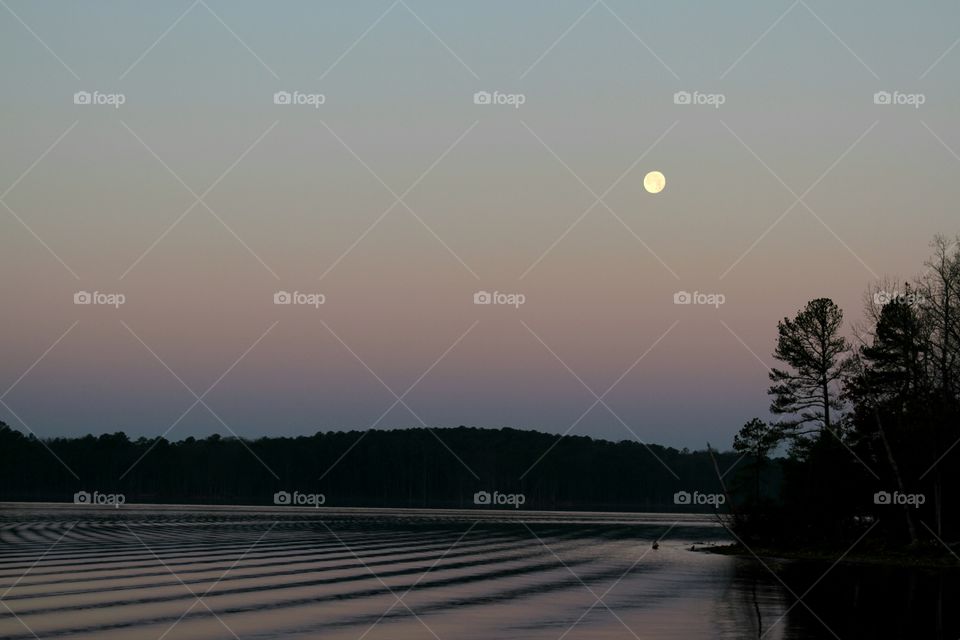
[877, 412, 918, 545]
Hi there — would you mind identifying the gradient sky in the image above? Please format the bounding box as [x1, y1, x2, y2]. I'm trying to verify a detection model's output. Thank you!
[2, 0, 959, 451]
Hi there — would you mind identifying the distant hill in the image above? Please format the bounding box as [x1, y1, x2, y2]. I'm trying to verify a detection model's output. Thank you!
[0, 423, 763, 510]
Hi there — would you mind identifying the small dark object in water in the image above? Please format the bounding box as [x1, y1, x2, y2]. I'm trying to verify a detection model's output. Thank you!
[652, 541, 659, 550]
[691, 545, 696, 551]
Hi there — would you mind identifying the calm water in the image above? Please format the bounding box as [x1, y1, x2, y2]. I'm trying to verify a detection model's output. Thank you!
[0, 504, 955, 639]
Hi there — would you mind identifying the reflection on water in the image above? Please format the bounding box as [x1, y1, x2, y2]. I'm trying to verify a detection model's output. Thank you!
[0, 504, 955, 639]
[764, 559, 958, 639]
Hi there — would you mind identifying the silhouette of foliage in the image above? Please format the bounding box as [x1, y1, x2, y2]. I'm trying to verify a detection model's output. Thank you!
[0, 424, 744, 511]
[732, 234, 960, 554]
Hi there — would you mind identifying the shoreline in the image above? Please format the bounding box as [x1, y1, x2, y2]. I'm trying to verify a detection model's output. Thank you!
[701, 542, 960, 570]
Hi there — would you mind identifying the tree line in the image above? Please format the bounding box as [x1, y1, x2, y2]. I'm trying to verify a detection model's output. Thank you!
[729, 234, 960, 553]
[0, 424, 748, 511]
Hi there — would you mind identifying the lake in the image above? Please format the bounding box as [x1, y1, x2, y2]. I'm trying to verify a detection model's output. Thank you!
[0, 504, 955, 639]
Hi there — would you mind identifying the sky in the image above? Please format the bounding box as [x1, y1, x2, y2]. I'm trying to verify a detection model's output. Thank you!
[2, 0, 959, 451]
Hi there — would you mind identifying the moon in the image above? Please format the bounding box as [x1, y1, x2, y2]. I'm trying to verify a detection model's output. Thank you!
[643, 171, 666, 194]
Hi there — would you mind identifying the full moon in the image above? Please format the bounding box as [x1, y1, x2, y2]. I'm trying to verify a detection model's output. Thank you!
[643, 171, 666, 194]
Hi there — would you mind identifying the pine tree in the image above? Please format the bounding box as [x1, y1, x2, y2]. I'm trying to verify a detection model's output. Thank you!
[768, 298, 851, 453]
[732, 418, 778, 504]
